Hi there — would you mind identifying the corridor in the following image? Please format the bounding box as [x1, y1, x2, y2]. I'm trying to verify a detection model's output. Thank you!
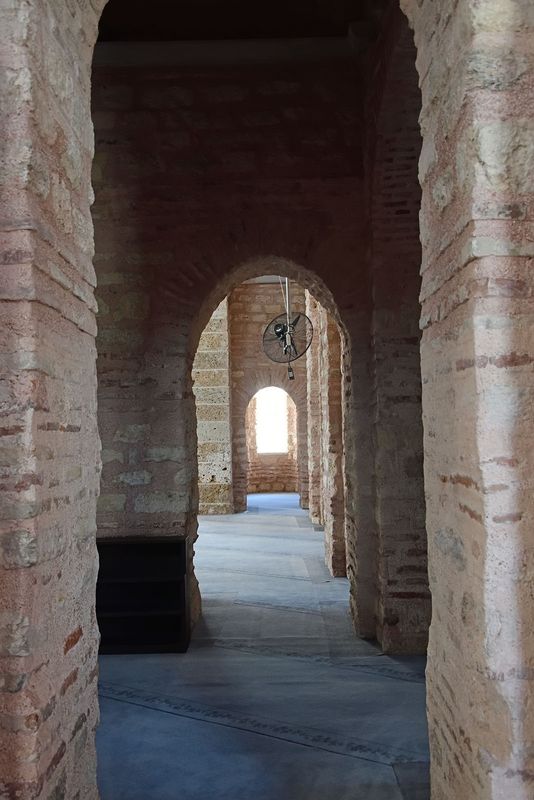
[97, 494, 429, 799]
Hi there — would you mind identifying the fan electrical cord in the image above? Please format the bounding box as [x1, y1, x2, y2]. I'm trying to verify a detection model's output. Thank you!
[278, 276, 291, 326]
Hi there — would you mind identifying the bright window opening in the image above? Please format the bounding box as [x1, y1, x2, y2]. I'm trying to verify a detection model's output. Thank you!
[255, 387, 289, 454]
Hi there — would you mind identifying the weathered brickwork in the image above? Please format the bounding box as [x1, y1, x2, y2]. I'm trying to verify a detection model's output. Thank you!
[0, 3, 100, 798]
[91, 48, 363, 533]
[367, 9, 429, 653]
[402, 0, 534, 796]
[228, 280, 308, 510]
[318, 308, 346, 577]
[192, 299, 233, 514]
[1, 0, 533, 797]
[306, 294, 346, 577]
[305, 294, 323, 525]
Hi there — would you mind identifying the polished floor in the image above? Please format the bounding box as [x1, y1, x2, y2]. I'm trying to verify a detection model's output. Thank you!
[97, 493, 430, 799]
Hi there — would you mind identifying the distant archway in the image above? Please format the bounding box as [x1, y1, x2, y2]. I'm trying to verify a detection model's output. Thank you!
[245, 387, 298, 496]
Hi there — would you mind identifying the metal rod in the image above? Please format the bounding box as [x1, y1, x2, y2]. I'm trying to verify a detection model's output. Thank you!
[285, 277, 290, 326]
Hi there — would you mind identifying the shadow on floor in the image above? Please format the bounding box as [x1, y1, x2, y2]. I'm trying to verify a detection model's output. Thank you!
[97, 493, 429, 799]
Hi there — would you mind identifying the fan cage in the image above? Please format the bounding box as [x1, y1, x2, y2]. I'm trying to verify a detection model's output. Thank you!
[262, 312, 314, 364]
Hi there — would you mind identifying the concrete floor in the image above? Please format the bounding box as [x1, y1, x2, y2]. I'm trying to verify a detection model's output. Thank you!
[97, 493, 430, 799]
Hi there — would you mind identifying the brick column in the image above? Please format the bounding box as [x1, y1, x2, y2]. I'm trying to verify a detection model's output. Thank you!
[193, 299, 234, 514]
[318, 308, 346, 576]
[339, 298, 378, 640]
[0, 2, 100, 797]
[403, 0, 534, 795]
[305, 292, 323, 524]
[368, 10, 429, 654]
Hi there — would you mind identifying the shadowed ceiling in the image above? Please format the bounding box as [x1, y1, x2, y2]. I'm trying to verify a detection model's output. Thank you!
[98, 0, 391, 42]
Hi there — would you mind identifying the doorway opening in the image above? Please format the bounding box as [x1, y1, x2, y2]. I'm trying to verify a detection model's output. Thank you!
[191, 270, 348, 576]
[90, 2, 431, 796]
[246, 387, 298, 497]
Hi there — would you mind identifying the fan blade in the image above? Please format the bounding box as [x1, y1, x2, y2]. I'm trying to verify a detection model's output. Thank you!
[263, 311, 313, 363]
[287, 335, 297, 352]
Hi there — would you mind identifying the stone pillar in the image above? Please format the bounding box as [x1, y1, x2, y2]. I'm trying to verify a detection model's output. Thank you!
[0, 3, 100, 797]
[342, 299, 379, 640]
[403, 0, 534, 795]
[368, 11, 429, 653]
[287, 394, 298, 463]
[296, 386, 309, 508]
[306, 296, 346, 576]
[305, 292, 323, 524]
[245, 395, 257, 476]
[318, 309, 346, 577]
[193, 299, 234, 514]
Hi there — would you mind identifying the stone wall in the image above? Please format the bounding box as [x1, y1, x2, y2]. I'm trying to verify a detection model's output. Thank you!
[228, 280, 309, 510]
[245, 394, 299, 494]
[192, 299, 233, 514]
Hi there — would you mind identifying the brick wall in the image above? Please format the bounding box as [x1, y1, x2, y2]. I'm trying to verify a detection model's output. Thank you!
[91, 45, 372, 670]
[92, 51, 364, 539]
[366, 8, 429, 653]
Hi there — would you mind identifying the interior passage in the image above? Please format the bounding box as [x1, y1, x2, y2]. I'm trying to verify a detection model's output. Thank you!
[97, 494, 429, 799]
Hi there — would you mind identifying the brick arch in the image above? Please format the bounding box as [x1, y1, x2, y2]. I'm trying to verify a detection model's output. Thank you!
[191, 255, 346, 361]
[2, 2, 534, 798]
[193, 256, 346, 521]
[239, 373, 306, 409]
[193, 257, 343, 521]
